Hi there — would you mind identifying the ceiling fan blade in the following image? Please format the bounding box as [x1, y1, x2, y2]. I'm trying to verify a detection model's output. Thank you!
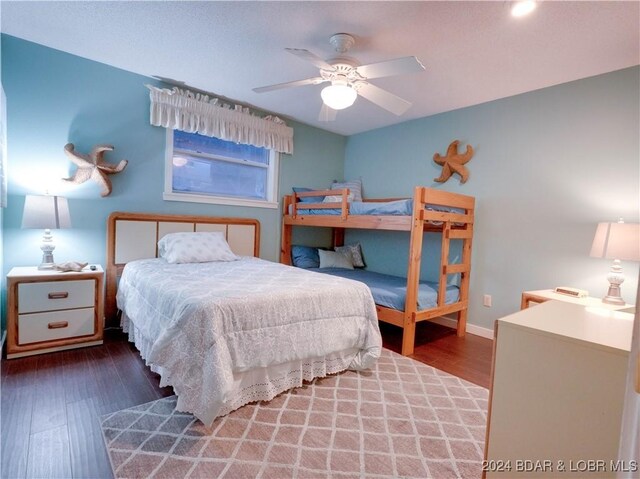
[285, 48, 335, 71]
[356, 82, 412, 116]
[356, 56, 425, 80]
[253, 77, 326, 93]
[318, 103, 337, 122]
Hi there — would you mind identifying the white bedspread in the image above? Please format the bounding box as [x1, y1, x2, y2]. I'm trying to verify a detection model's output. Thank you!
[117, 257, 381, 425]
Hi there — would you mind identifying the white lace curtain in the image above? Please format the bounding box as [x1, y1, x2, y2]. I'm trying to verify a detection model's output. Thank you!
[146, 85, 294, 154]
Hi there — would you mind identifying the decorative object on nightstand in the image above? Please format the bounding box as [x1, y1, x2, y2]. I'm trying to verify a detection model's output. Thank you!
[54, 261, 88, 272]
[21, 194, 71, 270]
[590, 219, 640, 305]
[553, 286, 588, 298]
[6, 265, 104, 359]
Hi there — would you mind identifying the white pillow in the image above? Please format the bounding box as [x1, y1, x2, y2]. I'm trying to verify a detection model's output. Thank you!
[158, 232, 239, 264]
[323, 194, 354, 203]
[318, 249, 354, 269]
[331, 179, 362, 202]
[335, 243, 365, 268]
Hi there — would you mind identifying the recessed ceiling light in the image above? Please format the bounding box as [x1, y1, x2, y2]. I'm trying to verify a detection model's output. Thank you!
[511, 0, 537, 17]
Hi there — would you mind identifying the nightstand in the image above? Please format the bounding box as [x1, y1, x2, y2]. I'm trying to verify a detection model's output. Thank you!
[520, 289, 634, 312]
[6, 266, 104, 359]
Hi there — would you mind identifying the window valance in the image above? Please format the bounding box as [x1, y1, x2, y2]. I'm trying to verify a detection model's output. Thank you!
[146, 85, 294, 154]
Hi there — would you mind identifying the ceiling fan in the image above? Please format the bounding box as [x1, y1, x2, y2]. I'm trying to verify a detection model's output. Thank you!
[253, 33, 425, 121]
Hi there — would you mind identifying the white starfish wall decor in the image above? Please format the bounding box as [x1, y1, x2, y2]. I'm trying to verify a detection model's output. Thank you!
[62, 143, 128, 197]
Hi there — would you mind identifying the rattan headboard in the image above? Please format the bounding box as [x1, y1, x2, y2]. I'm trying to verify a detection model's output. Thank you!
[104, 211, 260, 326]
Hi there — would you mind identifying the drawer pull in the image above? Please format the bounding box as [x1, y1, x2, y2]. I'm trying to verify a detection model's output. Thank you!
[48, 321, 69, 329]
[48, 292, 69, 300]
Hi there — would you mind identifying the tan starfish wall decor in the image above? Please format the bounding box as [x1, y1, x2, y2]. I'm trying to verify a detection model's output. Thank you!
[433, 140, 474, 184]
[62, 143, 128, 197]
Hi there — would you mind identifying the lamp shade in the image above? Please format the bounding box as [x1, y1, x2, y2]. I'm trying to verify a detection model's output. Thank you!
[321, 84, 357, 110]
[21, 195, 71, 229]
[590, 222, 640, 261]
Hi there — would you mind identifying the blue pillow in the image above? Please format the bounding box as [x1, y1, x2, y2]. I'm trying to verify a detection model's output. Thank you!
[291, 245, 320, 268]
[292, 187, 324, 203]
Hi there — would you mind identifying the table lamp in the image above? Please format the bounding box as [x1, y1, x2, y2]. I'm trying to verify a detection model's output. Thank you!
[590, 219, 640, 305]
[21, 195, 71, 270]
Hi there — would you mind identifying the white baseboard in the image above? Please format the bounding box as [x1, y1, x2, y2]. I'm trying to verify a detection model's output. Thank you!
[433, 315, 494, 339]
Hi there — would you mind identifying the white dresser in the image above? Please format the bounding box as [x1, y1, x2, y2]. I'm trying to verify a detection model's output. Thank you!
[6, 266, 104, 359]
[484, 300, 634, 478]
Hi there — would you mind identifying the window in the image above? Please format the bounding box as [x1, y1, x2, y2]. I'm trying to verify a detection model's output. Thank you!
[164, 130, 279, 208]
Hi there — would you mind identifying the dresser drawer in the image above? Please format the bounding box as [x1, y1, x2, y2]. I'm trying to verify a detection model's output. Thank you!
[18, 308, 95, 345]
[18, 280, 95, 313]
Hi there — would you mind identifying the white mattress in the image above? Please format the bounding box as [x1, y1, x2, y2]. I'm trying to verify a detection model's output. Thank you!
[117, 257, 382, 425]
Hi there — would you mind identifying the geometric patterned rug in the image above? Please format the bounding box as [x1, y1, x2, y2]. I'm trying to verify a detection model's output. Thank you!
[101, 348, 488, 478]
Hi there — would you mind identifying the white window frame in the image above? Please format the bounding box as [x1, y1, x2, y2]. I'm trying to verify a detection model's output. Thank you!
[163, 129, 279, 209]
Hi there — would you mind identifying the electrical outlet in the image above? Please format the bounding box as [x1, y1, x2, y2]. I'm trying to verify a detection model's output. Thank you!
[483, 294, 492, 307]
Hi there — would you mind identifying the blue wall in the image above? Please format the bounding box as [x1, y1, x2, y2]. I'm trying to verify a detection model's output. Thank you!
[3, 35, 639, 335]
[1, 35, 345, 329]
[345, 66, 640, 330]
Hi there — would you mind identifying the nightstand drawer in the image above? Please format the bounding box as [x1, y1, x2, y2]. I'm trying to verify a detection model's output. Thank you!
[18, 308, 95, 345]
[18, 280, 95, 313]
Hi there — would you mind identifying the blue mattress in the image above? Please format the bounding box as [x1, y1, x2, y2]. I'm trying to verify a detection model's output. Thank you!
[291, 199, 464, 217]
[308, 268, 460, 311]
[293, 199, 412, 216]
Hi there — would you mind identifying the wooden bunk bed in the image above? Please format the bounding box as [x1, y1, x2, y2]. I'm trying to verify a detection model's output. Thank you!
[281, 186, 475, 356]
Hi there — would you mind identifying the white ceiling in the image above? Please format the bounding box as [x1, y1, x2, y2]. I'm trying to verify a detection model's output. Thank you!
[2, 1, 639, 136]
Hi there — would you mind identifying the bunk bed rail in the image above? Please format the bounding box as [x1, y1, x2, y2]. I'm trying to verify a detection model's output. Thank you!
[291, 188, 351, 220]
[419, 188, 475, 210]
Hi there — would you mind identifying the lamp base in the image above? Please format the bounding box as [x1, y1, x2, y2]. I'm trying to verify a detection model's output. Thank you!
[602, 294, 626, 305]
[602, 259, 626, 305]
[39, 230, 56, 270]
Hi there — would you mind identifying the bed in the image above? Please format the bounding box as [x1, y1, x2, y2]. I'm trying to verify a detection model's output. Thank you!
[281, 186, 475, 356]
[106, 212, 382, 426]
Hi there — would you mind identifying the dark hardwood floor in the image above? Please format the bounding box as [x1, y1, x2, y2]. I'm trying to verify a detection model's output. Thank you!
[1, 330, 173, 479]
[1, 322, 493, 479]
[381, 321, 493, 389]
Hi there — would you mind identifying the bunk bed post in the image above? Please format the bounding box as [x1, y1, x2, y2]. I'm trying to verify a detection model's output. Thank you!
[281, 224, 292, 265]
[340, 189, 349, 220]
[281, 196, 293, 265]
[332, 228, 345, 248]
[403, 186, 426, 356]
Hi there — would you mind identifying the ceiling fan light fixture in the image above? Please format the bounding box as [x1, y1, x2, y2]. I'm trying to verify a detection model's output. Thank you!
[511, 0, 537, 17]
[321, 84, 357, 110]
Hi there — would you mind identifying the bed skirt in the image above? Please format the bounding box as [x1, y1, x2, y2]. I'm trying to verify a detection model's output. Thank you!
[121, 313, 357, 424]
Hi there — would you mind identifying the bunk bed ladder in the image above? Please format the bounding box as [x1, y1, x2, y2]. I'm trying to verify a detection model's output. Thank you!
[439, 221, 473, 337]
